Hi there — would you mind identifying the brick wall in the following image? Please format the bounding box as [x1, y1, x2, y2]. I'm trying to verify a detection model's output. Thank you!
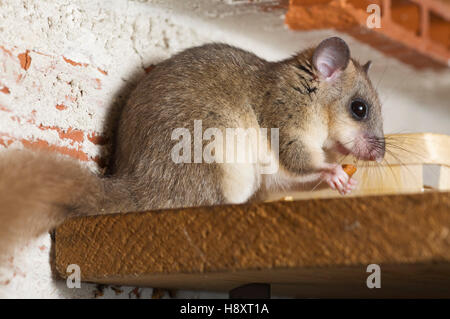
[286, 0, 450, 69]
[0, 0, 208, 172]
[0, 45, 109, 167]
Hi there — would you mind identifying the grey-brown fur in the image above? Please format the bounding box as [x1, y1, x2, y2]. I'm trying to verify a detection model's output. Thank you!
[0, 38, 384, 255]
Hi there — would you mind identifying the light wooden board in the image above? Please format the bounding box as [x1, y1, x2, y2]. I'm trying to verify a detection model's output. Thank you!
[268, 164, 424, 201]
[440, 166, 450, 191]
[267, 133, 450, 200]
[55, 191, 450, 298]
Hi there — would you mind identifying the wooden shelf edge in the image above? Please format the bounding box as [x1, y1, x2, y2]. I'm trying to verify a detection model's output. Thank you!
[55, 191, 450, 297]
[85, 262, 450, 298]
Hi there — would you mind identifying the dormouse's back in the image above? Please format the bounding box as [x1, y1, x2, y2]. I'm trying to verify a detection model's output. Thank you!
[126, 43, 267, 109]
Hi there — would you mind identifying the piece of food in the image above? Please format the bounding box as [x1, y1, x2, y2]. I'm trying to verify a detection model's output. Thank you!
[342, 164, 357, 178]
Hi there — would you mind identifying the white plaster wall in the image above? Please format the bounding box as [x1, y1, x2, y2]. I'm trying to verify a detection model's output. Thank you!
[0, 0, 449, 298]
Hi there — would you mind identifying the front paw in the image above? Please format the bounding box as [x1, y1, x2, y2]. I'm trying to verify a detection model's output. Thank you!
[322, 164, 357, 195]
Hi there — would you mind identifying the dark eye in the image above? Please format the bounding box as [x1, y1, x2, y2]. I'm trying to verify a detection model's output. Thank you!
[350, 99, 368, 120]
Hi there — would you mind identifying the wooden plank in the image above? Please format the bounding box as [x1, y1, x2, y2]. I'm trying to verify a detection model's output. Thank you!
[87, 263, 450, 298]
[266, 133, 450, 200]
[364, 133, 450, 166]
[340, 164, 423, 194]
[440, 165, 450, 191]
[55, 191, 450, 297]
[268, 164, 424, 201]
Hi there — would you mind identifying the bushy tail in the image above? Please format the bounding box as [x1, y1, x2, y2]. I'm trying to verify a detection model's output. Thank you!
[0, 149, 134, 258]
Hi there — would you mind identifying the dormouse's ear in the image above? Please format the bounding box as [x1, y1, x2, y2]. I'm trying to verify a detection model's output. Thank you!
[312, 37, 350, 81]
[363, 60, 372, 73]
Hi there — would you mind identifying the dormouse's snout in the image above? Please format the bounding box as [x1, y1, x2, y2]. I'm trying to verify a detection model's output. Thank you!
[373, 136, 386, 163]
[355, 133, 385, 162]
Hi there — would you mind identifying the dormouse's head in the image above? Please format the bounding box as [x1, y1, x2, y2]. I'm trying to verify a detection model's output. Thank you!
[311, 37, 385, 162]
